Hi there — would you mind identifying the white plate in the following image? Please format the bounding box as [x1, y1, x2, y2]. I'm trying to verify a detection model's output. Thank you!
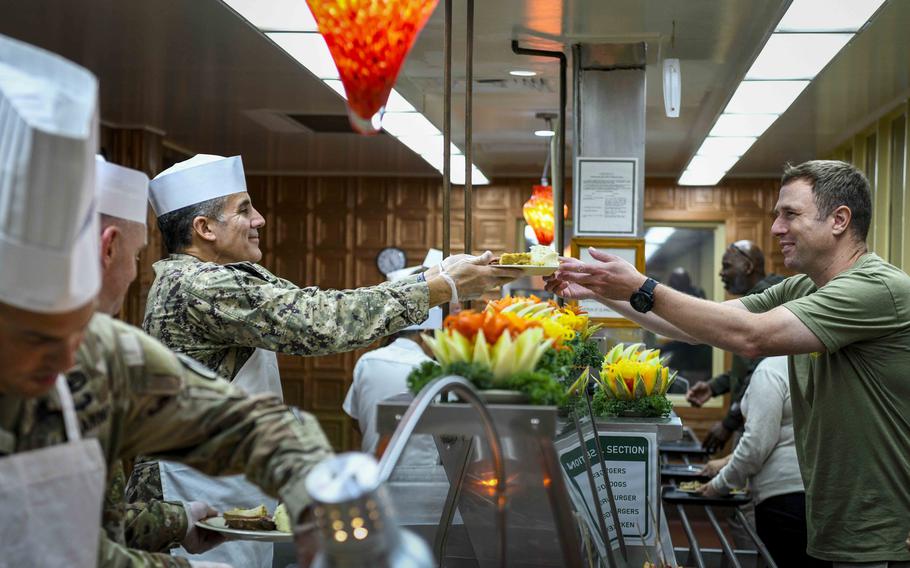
[495, 264, 557, 276]
[196, 516, 293, 542]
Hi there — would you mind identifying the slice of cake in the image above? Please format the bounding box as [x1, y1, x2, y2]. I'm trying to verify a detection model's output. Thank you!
[224, 505, 277, 531]
[529, 245, 558, 266]
[499, 252, 530, 265]
[273, 503, 292, 533]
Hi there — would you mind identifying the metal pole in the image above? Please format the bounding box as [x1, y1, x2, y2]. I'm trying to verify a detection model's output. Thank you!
[433, 439, 473, 563]
[555, 47, 566, 258]
[442, 0, 452, 261]
[705, 506, 742, 568]
[735, 508, 778, 568]
[583, 390, 628, 560]
[510, 41, 566, 258]
[464, 0, 473, 256]
[675, 504, 707, 568]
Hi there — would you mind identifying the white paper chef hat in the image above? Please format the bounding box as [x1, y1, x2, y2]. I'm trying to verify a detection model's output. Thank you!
[149, 154, 246, 217]
[0, 34, 100, 313]
[96, 155, 149, 225]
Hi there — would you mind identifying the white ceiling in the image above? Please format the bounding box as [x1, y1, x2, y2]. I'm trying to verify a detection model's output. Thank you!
[1, 0, 906, 180]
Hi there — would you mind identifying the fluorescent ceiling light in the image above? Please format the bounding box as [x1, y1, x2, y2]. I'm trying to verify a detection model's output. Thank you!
[509, 70, 537, 77]
[686, 155, 739, 173]
[397, 134, 462, 157]
[266, 32, 338, 80]
[222, 0, 319, 31]
[385, 89, 416, 113]
[322, 79, 347, 100]
[678, 169, 726, 186]
[776, 0, 886, 32]
[381, 112, 440, 138]
[447, 155, 490, 185]
[724, 81, 810, 114]
[679, 0, 881, 188]
[238, 10, 491, 186]
[709, 113, 778, 137]
[422, 153, 488, 185]
[695, 136, 757, 157]
[746, 34, 852, 80]
[534, 129, 555, 137]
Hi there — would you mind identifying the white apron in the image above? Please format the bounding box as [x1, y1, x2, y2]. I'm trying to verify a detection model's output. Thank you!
[161, 348, 282, 568]
[0, 376, 106, 568]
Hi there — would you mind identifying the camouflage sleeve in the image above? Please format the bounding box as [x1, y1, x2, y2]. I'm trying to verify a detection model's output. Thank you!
[98, 533, 191, 568]
[187, 268, 429, 356]
[104, 460, 187, 553]
[110, 319, 333, 524]
[123, 500, 187, 553]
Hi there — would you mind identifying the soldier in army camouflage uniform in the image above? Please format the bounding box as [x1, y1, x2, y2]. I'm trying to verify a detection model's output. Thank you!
[1, 308, 333, 568]
[92, 158, 223, 565]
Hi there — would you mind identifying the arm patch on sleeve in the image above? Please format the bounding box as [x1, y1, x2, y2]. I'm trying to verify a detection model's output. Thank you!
[175, 354, 222, 382]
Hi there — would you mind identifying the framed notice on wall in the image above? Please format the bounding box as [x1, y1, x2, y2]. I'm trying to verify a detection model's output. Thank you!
[573, 157, 639, 237]
[569, 237, 645, 327]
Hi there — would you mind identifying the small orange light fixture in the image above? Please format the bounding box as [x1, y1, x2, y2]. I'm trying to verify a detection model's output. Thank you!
[523, 184, 566, 246]
[306, 0, 439, 134]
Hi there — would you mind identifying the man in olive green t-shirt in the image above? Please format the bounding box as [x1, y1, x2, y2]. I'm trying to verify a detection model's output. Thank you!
[547, 160, 910, 564]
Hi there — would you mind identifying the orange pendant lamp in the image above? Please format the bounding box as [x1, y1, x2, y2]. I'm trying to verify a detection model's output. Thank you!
[523, 184, 557, 246]
[306, 0, 440, 135]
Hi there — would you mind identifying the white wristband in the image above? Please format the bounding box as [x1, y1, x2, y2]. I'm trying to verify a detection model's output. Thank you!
[439, 271, 460, 307]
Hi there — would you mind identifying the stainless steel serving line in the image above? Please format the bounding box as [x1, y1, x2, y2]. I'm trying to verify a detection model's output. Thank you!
[377, 384, 585, 568]
[659, 431, 778, 568]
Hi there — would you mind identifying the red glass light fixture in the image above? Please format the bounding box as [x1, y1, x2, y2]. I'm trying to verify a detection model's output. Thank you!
[306, 0, 440, 135]
[523, 184, 556, 246]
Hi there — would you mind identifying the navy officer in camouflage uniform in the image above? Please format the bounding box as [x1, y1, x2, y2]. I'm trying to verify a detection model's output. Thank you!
[0, 34, 332, 568]
[130, 153, 518, 566]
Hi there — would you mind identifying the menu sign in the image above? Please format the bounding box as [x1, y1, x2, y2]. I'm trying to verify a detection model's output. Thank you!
[574, 158, 638, 237]
[556, 430, 659, 556]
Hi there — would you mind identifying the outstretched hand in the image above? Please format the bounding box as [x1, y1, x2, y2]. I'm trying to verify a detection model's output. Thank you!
[547, 249, 646, 302]
[686, 381, 713, 407]
[444, 251, 522, 301]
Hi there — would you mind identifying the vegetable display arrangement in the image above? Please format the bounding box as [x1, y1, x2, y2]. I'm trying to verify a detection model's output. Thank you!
[569, 343, 678, 418]
[406, 296, 602, 406]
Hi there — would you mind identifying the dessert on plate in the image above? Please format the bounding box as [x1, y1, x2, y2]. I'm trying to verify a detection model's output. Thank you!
[498, 245, 557, 267]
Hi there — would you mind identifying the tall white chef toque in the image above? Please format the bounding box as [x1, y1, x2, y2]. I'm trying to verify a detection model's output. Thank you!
[0, 34, 100, 313]
[96, 155, 149, 225]
[148, 154, 246, 217]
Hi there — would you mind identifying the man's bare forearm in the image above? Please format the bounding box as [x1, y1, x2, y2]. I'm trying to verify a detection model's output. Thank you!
[650, 286, 762, 356]
[597, 296, 700, 343]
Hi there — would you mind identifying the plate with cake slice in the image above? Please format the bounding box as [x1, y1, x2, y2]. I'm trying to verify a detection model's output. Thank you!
[196, 504, 294, 542]
[494, 245, 559, 276]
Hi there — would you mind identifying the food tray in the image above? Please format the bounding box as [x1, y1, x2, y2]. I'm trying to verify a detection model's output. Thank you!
[661, 485, 751, 507]
[660, 463, 711, 479]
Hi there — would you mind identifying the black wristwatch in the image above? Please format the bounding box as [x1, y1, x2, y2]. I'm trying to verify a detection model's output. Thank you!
[630, 278, 658, 313]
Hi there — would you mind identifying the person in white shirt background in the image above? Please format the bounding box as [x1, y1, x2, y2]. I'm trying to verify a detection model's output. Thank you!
[698, 356, 827, 567]
[343, 307, 442, 467]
